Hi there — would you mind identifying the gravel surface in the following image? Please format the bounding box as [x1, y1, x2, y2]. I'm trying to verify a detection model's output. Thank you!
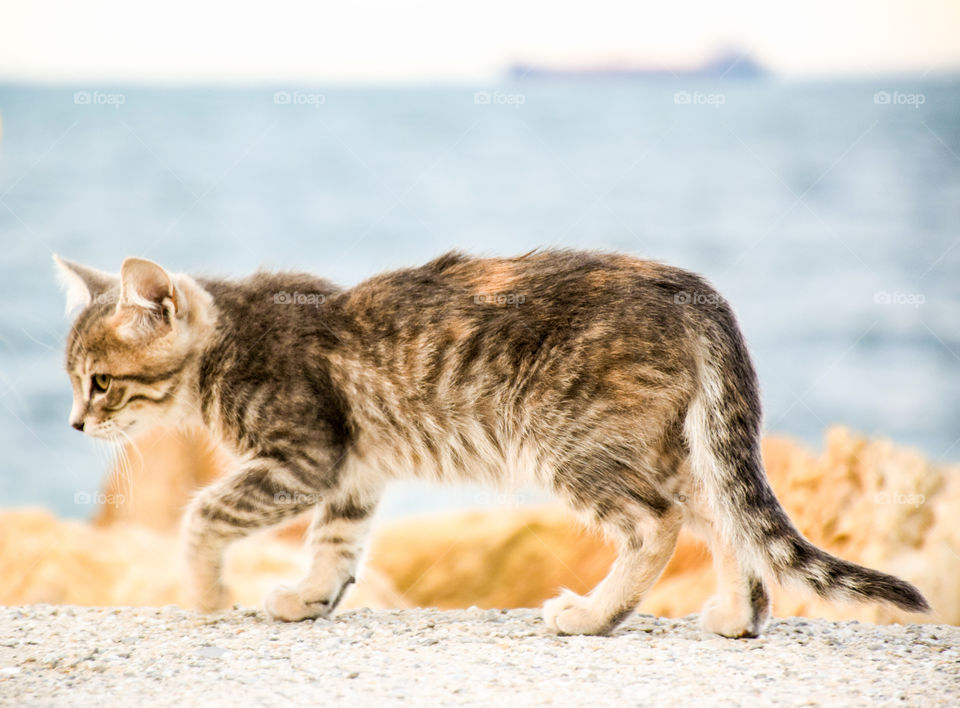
[0, 606, 957, 706]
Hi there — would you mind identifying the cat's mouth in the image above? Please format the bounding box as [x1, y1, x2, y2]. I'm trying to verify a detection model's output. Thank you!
[85, 420, 136, 441]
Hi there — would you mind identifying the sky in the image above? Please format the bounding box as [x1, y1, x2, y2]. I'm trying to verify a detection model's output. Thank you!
[1, 0, 959, 82]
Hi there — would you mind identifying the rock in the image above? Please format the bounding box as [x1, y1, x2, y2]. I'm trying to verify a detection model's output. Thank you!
[194, 646, 230, 659]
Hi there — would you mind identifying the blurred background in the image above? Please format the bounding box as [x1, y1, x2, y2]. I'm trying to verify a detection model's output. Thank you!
[0, 0, 958, 621]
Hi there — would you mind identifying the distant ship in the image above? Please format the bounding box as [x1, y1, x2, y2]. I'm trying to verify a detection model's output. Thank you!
[509, 51, 767, 80]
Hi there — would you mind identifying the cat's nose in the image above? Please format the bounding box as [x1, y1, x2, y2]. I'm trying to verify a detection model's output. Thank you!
[71, 420, 85, 432]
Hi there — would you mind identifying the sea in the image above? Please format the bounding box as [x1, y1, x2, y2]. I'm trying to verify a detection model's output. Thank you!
[0, 76, 958, 520]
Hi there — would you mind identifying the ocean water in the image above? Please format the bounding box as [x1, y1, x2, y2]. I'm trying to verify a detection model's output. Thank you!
[0, 78, 958, 520]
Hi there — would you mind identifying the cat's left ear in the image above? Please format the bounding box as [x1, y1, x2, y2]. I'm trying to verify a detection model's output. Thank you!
[53, 255, 119, 316]
[115, 258, 186, 335]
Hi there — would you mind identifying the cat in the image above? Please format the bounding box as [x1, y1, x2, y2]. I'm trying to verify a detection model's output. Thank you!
[55, 250, 930, 637]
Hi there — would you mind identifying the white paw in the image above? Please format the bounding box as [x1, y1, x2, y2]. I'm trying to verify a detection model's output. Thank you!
[264, 576, 356, 623]
[543, 590, 610, 635]
[264, 585, 330, 622]
[700, 595, 762, 638]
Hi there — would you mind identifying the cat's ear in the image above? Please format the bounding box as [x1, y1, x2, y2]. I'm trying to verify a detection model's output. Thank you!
[53, 255, 118, 316]
[118, 257, 184, 317]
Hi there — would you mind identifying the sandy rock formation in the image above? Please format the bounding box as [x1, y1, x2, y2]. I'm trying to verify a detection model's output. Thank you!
[1, 426, 957, 626]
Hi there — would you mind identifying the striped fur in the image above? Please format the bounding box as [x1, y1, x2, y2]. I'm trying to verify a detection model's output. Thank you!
[57, 251, 930, 636]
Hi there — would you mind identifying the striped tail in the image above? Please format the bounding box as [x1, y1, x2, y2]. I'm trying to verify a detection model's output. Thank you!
[683, 297, 930, 615]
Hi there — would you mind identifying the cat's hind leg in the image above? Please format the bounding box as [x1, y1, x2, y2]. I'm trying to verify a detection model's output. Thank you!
[699, 546, 770, 638]
[544, 464, 683, 635]
[684, 495, 771, 638]
[264, 492, 379, 622]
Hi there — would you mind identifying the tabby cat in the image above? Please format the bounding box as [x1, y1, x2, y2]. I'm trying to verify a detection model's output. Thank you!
[56, 251, 929, 637]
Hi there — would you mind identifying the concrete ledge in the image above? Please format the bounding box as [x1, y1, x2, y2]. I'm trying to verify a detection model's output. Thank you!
[0, 606, 957, 706]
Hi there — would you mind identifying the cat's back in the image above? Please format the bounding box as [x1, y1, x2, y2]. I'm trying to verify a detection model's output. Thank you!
[342, 249, 716, 329]
[199, 271, 342, 318]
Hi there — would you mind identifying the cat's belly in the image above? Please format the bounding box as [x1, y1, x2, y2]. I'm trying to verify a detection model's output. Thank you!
[344, 422, 547, 491]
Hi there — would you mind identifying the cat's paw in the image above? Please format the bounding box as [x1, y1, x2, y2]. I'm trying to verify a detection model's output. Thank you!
[700, 596, 764, 638]
[264, 577, 355, 622]
[264, 585, 327, 622]
[543, 589, 610, 635]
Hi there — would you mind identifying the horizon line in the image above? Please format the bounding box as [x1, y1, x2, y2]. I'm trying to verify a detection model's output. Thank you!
[1, 67, 959, 89]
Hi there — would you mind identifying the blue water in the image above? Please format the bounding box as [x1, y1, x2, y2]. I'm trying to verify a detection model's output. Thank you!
[1, 78, 958, 519]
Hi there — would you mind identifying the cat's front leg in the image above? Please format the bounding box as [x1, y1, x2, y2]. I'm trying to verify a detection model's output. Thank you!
[180, 459, 319, 611]
[265, 493, 379, 622]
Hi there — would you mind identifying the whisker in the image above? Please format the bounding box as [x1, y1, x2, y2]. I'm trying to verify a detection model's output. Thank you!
[108, 433, 129, 505]
[115, 428, 142, 510]
[91, 439, 113, 515]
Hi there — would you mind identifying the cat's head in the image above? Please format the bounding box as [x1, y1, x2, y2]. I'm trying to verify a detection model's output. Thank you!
[55, 256, 213, 440]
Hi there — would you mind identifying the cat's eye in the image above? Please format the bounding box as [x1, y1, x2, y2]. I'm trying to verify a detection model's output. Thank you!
[92, 374, 112, 394]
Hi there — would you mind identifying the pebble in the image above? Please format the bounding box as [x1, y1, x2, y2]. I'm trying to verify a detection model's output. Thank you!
[194, 646, 230, 659]
[0, 606, 957, 706]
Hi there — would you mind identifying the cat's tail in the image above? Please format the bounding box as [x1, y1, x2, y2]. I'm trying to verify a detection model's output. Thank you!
[682, 296, 930, 615]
